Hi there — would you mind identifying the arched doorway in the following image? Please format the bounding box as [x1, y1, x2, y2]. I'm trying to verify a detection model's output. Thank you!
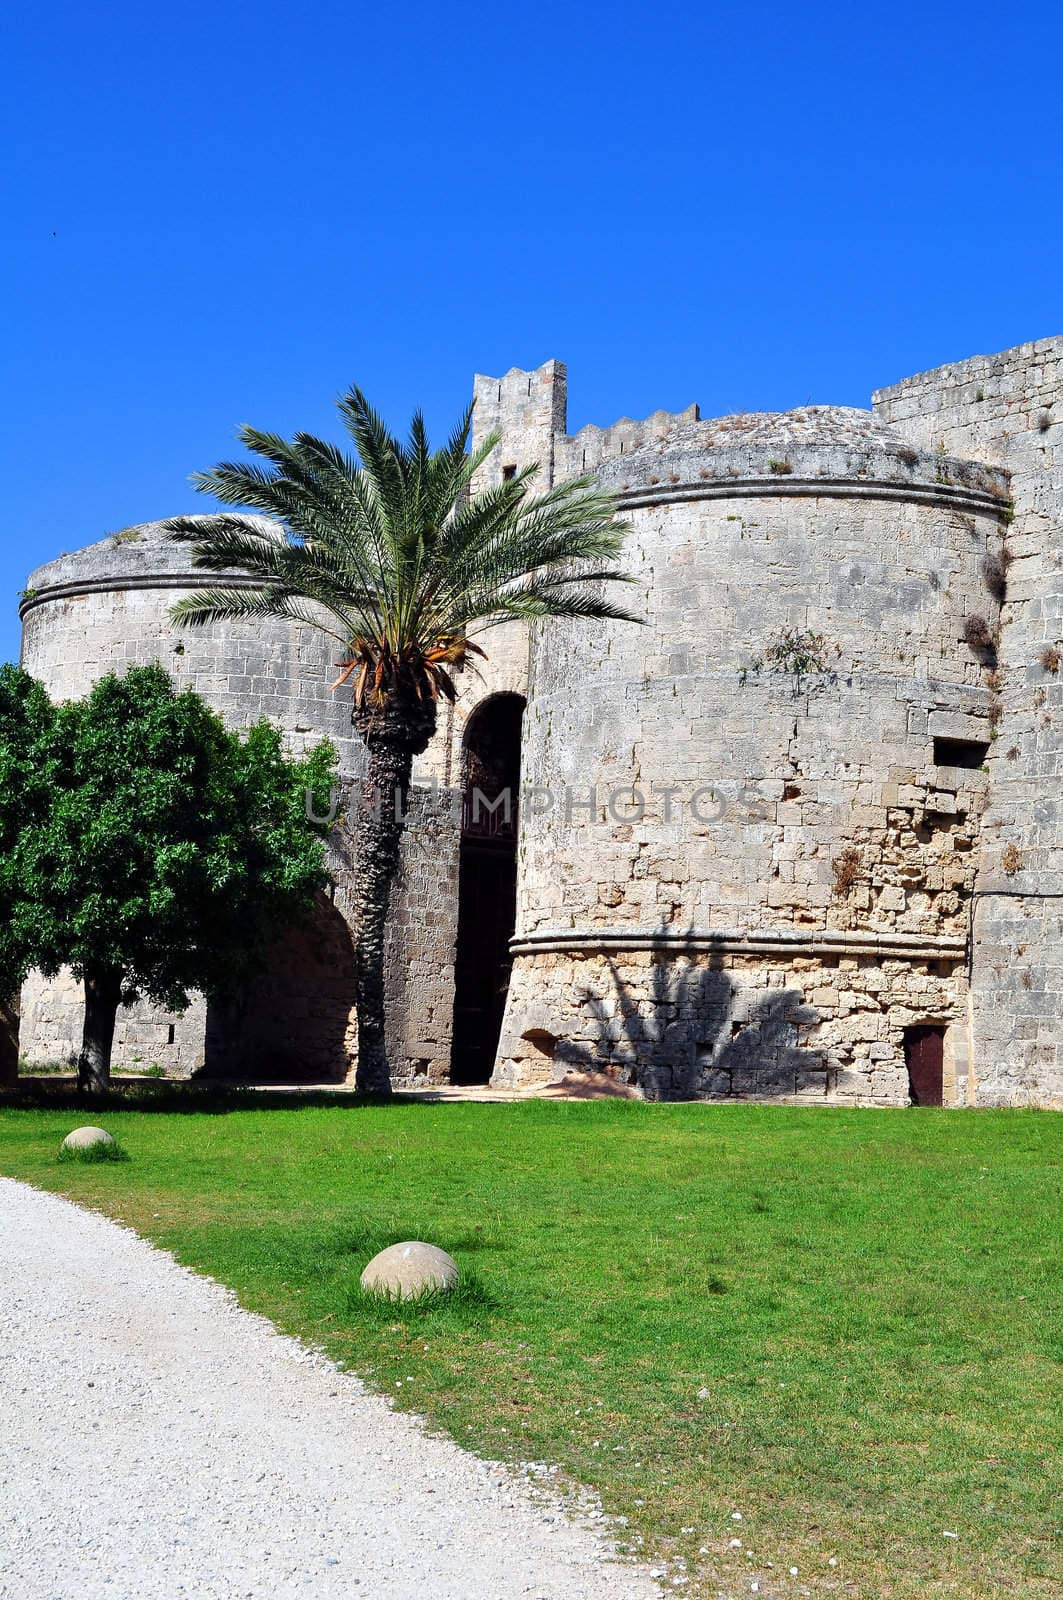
[450, 694, 525, 1085]
[204, 892, 357, 1083]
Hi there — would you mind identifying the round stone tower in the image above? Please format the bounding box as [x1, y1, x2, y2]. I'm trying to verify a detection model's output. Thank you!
[494, 406, 1011, 1102]
[17, 518, 367, 1079]
[19, 518, 364, 770]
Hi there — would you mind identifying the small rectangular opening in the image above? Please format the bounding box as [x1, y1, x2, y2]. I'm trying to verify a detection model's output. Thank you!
[167, 1024, 176, 1045]
[933, 736, 990, 769]
[904, 1024, 945, 1107]
[502, 464, 517, 481]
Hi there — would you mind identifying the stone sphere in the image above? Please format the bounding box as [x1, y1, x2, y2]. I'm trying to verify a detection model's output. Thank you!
[360, 1241, 458, 1300]
[61, 1126, 116, 1152]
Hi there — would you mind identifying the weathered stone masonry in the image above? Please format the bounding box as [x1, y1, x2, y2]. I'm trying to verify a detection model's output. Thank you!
[491, 373, 1009, 1103]
[874, 338, 1063, 1106]
[14, 338, 1063, 1106]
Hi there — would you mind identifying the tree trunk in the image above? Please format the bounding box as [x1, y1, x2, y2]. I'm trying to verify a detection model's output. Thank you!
[348, 735, 417, 1095]
[77, 964, 123, 1093]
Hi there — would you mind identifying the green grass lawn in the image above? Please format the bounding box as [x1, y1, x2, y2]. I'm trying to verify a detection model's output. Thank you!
[0, 1099, 1059, 1599]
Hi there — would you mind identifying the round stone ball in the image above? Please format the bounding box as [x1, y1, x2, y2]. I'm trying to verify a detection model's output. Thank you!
[61, 1126, 116, 1152]
[360, 1241, 458, 1300]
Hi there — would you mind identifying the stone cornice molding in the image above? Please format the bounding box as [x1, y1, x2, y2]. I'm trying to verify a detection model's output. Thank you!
[18, 573, 271, 619]
[613, 476, 1007, 516]
[510, 926, 965, 962]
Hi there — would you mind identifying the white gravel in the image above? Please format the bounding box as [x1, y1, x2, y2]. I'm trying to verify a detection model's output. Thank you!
[0, 1177, 659, 1600]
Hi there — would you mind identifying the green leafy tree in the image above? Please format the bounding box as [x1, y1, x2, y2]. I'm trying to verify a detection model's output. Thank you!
[164, 388, 638, 1093]
[1, 664, 336, 1091]
[0, 665, 56, 1080]
[0, 666, 56, 988]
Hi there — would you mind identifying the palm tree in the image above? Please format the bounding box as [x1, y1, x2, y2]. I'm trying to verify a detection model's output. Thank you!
[164, 387, 638, 1094]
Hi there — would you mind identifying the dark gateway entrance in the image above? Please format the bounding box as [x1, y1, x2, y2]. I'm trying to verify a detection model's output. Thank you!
[451, 694, 524, 1085]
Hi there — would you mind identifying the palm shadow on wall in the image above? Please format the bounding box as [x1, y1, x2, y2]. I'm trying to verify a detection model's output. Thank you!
[538, 935, 824, 1101]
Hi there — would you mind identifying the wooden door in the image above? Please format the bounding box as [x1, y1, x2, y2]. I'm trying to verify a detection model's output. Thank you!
[904, 1025, 945, 1106]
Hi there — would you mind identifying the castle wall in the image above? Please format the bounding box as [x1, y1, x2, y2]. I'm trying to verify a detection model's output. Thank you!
[204, 893, 358, 1082]
[874, 337, 1063, 1107]
[492, 403, 1009, 1101]
[17, 341, 1063, 1105]
[19, 968, 208, 1077]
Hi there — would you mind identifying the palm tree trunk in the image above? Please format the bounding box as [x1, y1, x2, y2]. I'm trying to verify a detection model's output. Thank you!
[349, 735, 416, 1095]
[77, 963, 123, 1093]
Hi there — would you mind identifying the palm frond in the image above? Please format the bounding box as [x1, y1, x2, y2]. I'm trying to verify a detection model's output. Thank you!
[168, 384, 639, 716]
[461, 568, 643, 630]
[170, 587, 351, 646]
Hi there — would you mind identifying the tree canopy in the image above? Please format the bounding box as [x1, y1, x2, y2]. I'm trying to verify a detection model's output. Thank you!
[0, 664, 56, 999]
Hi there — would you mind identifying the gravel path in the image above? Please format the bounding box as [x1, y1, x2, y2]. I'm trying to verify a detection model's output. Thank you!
[0, 1178, 659, 1600]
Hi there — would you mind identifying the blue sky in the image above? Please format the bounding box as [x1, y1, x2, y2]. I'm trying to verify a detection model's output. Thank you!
[3, 0, 1061, 665]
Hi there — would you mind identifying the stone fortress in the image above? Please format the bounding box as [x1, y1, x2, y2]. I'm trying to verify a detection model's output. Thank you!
[15, 336, 1063, 1107]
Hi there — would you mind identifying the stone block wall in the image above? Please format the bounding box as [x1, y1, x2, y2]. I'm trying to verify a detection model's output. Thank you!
[495, 946, 969, 1104]
[19, 966, 208, 1076]
[875, 337, 1063, 1106]
[472, 361, 568, 487]
[204, 891, 357, 1082]
[379, 786, 462, 1084]
[17, 799, 459, 1085]
[472, 357, 703, 487]
[19, 523, 365, 773]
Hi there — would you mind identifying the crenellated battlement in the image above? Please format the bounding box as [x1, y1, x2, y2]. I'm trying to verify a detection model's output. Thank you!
[471, 361, 568, 486]
[472, 360, 701, 487]
[552, 405, 701, 479]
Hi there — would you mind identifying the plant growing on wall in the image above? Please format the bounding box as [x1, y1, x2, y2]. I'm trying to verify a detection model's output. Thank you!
[164, 389, 638, 1094]
[741, 627, 838, 692]
[831, 846, 861, 898]
[961, 613, 996, 660]
[981, 552, 1008, 601]
[0, 664, 335, 1091]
